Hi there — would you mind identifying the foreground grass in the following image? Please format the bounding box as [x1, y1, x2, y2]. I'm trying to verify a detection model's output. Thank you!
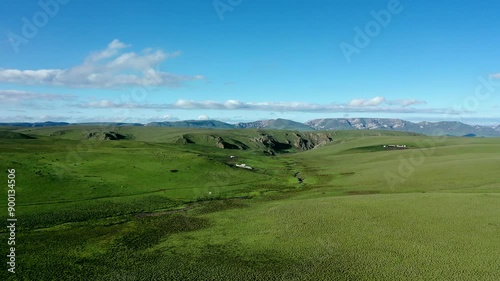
[4, 193, 499, 280]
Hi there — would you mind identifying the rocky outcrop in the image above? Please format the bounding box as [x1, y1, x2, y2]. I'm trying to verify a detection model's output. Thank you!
[292, 132, 332, 150]
[250, 134, 292, 152]
[297, 132, 333, 148]
[293, 135, 312, 150]
[85, 131, 127, 140]
[209, 135, 249, 150]
[250, 132, 333, 154]
[176, 131, 334, 154]
[176, 135, 194, 144]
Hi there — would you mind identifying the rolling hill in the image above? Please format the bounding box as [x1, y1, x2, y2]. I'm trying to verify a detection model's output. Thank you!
[1, 127, 498, 280]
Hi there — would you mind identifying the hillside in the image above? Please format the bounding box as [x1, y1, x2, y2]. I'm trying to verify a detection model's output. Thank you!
[14, 126, 345, 154]
[0, 130, 36, 139]
[1, 129, 498, 280]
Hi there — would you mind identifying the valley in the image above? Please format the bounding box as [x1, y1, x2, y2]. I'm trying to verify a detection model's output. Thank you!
[1, 126, 498, 280]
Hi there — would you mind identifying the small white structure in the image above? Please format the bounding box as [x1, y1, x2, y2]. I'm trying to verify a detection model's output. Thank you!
[230, 155, 235, 158]
[236, 163, 253, 170]
[383, 144, 407, 148]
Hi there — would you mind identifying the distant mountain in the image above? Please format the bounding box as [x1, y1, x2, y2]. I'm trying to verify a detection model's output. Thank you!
[237, 118, 314, 131]
[1, 118, 499, 136]
[0, 122, 144, 127]
[0, 121, 70, 127]
[145, 120, 236, 129]
[306, 118, 500, 137]
[73, 122, 143, 127]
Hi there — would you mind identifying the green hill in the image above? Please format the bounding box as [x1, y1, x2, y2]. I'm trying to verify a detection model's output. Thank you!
[0, 130, 36, 139]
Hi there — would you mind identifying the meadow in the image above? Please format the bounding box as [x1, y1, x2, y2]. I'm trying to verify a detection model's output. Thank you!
[0, 126, 499, 280]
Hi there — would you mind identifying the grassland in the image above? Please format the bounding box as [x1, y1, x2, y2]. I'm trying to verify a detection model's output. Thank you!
[0, 126, 499, 280]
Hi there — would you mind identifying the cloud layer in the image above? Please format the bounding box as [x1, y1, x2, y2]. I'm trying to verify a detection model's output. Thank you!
[78, 96, 461, 114]
[0, 90, 77, 102]
[0, 39, 203, 88]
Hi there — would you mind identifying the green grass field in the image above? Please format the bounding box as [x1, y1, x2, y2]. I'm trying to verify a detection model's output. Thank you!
[0, 127, 499, 280]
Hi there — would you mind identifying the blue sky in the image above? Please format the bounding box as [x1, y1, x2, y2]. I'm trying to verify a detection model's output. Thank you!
[1, 0, 499, 125]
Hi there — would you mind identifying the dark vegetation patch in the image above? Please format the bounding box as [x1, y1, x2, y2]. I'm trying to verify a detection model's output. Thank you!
[462, 133, 476, 137]
[136, 207, 191, 218]
[191, 199, 248, 215]
[259, 191, 294, 201]
[14, 230, 296, 280]
[344, 190, 381, 196]
[344, 145, 408, 154]
[344, 145, 387, 153]
[340, 172, 356, 176]
[16, 196, 181, 231]
[12, 214, 211, 280]
[49, 130, 66, 136]
[0, 130, 36, 139]
[115, 214, 210, 251]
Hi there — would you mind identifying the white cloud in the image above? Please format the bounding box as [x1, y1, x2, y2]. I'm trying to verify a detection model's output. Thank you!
[77, 97, 465, 115]
[0, 115, 72, 122]
[0, 89, 77, 103]
[161, 114, 179, 121]
[0, 39, 203, 88]
[348, 96, 385, 107]
[387, 99, 427, 107]
[86, 39, 129, 63]
[490, 73, 500, 79]
[197, 114, 210, 120]
[140, 114, 179, 122]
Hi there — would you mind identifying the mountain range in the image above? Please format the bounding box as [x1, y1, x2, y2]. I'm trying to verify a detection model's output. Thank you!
[1, 118, 499, 137]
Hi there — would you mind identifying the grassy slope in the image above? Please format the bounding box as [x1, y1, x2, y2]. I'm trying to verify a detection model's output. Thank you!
[289, 135, 500, 195]
[0, 128, 499, 280]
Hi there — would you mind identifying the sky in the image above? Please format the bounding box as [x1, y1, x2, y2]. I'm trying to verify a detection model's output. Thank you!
[1, 0, 499, 125]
